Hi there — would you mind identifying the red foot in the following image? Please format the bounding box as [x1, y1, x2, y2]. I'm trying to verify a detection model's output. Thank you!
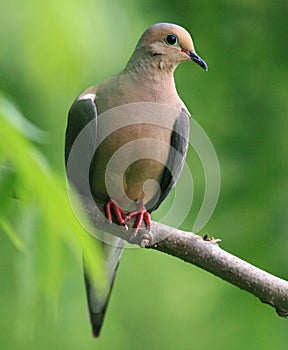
[125, 201, 151, 237]
[105, 199, 127, 226]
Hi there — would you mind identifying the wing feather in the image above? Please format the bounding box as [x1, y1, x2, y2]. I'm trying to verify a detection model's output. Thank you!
[149, 108, 190, 212]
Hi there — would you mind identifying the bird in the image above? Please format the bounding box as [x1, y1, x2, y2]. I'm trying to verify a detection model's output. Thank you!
[65, 22, 208, 338]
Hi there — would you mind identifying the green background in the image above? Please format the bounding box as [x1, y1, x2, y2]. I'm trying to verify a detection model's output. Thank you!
[0, 0, 287, 349]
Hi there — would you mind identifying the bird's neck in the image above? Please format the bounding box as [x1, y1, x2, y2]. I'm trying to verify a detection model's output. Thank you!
[124, 52, 178, 98]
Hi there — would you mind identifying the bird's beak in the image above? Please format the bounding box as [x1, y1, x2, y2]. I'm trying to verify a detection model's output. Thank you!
[189, 51, 208, 71]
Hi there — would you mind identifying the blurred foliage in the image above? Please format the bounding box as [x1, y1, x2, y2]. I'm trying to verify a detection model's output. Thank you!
[0, 94, 104, 341]
[0, 0, 288, 349]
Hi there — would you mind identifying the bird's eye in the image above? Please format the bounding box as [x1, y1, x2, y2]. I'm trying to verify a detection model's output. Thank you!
[164, 34, 178, 46]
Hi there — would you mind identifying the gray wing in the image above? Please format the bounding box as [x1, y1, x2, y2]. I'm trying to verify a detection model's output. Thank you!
[65, 93, 97, 195]
[149, 108, 190, 212]
[65, 92, 123, 337]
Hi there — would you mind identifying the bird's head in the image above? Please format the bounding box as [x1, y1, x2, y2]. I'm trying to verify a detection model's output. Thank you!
[133, 23, 208, 72]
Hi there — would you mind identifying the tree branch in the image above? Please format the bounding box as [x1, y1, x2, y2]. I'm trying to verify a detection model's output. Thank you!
[145, 222, 288, 318]
[81, 196, 288, 319]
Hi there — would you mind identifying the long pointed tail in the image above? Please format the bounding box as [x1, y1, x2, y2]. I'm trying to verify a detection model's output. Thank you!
[83, 235, 124, 337]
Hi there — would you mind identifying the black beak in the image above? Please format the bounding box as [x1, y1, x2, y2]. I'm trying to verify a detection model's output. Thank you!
[189, 51, 208, 71]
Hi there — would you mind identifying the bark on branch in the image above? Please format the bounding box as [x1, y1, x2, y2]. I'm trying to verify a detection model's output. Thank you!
[81, 196, 288, 319]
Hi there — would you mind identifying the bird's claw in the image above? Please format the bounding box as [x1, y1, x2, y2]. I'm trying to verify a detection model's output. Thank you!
[105, 199, 151, 238]
[125, 202, 151, 237]
[105, 198, 127, 226]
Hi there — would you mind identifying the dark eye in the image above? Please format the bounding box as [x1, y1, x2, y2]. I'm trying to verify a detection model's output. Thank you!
[164, 34, 178, 46]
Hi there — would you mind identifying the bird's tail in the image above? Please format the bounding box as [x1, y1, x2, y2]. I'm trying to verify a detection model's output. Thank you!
[83, 234, 124, 337]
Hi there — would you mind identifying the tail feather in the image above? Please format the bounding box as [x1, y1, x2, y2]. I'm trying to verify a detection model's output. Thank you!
[83, 236, 124, 337]
[84, 267, 118, 337]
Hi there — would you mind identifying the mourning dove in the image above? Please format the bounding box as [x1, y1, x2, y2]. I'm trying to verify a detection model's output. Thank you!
[65, 22, 207, 337]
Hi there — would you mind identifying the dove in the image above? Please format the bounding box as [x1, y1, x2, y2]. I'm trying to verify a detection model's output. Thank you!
[65, 22, 208, 337]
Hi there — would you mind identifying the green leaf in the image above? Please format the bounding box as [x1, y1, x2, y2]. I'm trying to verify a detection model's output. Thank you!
[0, 95, 47, 143]
[0, 216, 29, 254]
[0, 165, 16, 211]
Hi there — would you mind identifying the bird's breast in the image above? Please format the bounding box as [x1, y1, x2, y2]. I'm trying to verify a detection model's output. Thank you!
[91, 121, 174, 211]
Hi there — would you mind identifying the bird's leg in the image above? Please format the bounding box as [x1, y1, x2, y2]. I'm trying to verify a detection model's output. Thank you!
[105, 198, 127, 227]
[125, 201, 151, 237]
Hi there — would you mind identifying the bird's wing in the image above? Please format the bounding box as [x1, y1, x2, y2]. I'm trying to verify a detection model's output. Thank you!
[65, 90, 124, 337]
[65, 91, 97, 195]
[149, 108, 190, 212]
